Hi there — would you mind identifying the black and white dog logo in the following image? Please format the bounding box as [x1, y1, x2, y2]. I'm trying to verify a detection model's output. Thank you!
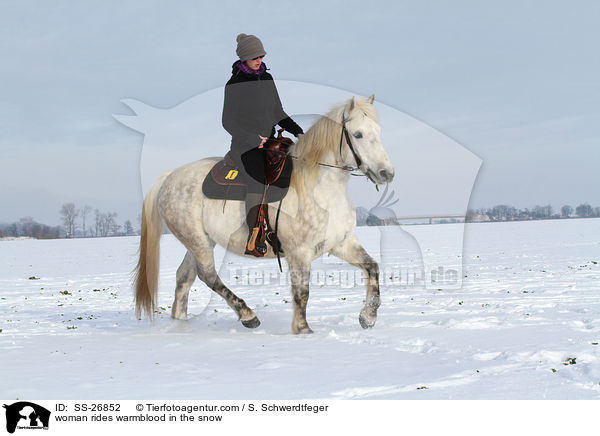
[3, 402, 50, 433]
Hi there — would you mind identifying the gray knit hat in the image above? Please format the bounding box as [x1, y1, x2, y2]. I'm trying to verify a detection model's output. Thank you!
[236, 33, 266, 61]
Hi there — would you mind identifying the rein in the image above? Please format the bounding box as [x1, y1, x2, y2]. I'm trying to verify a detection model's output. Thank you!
[289, 155, 362, 175]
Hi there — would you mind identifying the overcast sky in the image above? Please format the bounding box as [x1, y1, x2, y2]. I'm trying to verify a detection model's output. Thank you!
[1, 0, 598, 225]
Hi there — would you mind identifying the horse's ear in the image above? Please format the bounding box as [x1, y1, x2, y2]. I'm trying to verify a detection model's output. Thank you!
[368, 94, 375, 104]
[349, 97, 355, 111]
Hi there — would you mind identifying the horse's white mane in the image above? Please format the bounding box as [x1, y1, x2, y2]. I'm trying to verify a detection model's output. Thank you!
[290, 96, 378, 196]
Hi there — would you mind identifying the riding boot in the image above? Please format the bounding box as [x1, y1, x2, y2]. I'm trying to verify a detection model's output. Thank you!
[244, 192, 267, 257]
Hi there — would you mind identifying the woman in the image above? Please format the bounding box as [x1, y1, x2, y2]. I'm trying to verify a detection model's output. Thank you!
[222, 33, 303, 256]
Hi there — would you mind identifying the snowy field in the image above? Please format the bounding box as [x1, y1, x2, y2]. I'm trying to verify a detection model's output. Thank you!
[1, 218, 599, 400]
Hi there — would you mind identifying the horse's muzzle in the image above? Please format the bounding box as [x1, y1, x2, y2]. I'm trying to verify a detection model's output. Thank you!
[367, 167, 394, 184]
[378, 168, 394, 183]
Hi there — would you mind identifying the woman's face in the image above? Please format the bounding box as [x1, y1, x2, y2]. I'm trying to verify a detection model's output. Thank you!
[245, 55, 264, 71]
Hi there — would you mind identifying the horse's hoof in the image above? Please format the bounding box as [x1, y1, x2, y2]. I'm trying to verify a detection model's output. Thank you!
[241, 316, 261, 329]
[292, 325, 314, 334]
[359, 311, 376, 329]
[171, 311, 188, 321]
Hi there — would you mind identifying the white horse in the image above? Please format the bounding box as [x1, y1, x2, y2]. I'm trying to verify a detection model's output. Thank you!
[134, 94, 394, 333]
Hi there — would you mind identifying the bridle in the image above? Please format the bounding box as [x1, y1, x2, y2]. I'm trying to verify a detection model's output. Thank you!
[339, 111, 363, 171]
[290, 111, 373, 180]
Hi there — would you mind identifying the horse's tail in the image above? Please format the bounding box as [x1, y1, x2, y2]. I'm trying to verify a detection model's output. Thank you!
[134, 172, 170, 319]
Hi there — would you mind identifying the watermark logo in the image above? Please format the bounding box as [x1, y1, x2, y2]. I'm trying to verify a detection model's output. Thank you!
[363, 185, 462, 289]
[3, 402, 50, 434]
[115, 81, 480, 318]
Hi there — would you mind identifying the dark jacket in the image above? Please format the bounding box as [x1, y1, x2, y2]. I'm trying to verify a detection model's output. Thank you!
[222, 60, 303, 162]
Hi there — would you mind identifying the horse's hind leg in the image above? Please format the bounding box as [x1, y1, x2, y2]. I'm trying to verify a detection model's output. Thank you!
[171, 251, 197, 320]
[190, 245, 261, 329]
[330, 235, 380, 329]
[202, 272, 261, 329]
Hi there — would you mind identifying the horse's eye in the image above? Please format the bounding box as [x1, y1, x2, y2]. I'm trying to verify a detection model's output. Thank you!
[353, 131, 363, 139]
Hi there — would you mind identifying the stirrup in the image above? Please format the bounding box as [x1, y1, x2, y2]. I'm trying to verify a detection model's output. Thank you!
[245, 226, 267, 257]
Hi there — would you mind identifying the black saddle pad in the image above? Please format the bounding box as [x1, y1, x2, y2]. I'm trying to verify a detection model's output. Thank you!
[202, 155, 293, 202]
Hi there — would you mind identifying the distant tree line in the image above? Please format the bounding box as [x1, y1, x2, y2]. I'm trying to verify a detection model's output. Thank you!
[0, 217, 62, 239]
[0, 204, 140, 240]
[60, 202, 138, 238]
[2, 201, 598, 239]
[466, 203, 600, 222]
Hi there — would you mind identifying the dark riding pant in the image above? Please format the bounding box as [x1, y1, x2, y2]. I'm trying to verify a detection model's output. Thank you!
[230, 147, 267, 228]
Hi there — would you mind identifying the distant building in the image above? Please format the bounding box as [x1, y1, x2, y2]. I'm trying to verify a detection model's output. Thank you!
[466, 213, 490, 222]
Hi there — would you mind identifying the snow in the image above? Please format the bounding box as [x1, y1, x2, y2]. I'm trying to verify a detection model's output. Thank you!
[1, 218, 599, 399]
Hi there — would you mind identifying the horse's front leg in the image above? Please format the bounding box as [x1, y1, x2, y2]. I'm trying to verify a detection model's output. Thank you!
[330, 235, 380, 329]
[287, 254, 313, 334]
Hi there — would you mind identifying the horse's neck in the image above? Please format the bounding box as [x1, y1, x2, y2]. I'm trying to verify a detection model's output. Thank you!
[303, 149, 351, 206]
[318, 149, 351, 185]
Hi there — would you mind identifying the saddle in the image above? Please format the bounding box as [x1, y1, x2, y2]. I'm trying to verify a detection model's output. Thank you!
[202, 129, 295, 260]
[202, 129, 294, 201]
